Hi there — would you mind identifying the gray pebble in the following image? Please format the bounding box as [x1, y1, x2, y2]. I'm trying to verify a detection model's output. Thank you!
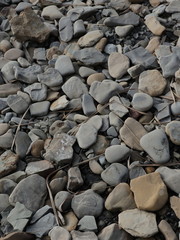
[55, 55, 75, 76]
[24, 83, 47, 102]
[38, 68, 63, 88]
[82, 94, 96, 116]
[78, 216, 97, 232]
[132, 92, 153, 112]
[105, 145, 131, 163]
[30, 101, 50, 117]
[55, 191, 72, 212]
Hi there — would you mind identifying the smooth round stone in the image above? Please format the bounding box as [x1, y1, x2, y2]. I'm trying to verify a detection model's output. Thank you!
[78, 216, 97, 232]
[63, 211, 78, 231]
[170, 102, 180, 115]
[101, 163, 129, 186]
[78, 30, 104, 47]
[87, 73, 105, 86]
[49, 226, 71, 240]
[105, 145, 131, 163]
[115, 25, 134, 38]
[165, 121, 180, 145]
[4, 48, 24, 60]
[79, 66, 96, 78]
[89, 160, 104, 175]
[17, 57, 30, 67]
[0, 39, 12, 52]
[91, 181, 107, 194]
[71, 189, 104, 218]
[140, 129, 170, 163]
[132, 92, 153, 112]
[41, 5, 63, 20]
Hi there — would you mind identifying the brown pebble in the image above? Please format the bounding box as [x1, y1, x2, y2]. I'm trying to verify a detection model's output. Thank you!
[95, 37, 107, 52]
[158, 220, 178, 240]
[87, 73, 105, 86]
[31, 140, 44, 157]
[145, 167, 156, 173]
[4, 48, 24, 60]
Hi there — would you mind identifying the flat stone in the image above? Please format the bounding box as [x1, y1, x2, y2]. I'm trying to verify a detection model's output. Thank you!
[166, 0, 180, 13]
[44, 133, 76, 165]
[0, 179, 16, 195]
[138, 70, 167, 96]
[105, 183, 136, 212]
[0, 150, 18, 178]
[0, 194, 10, 212]
[158, 220, 178, 240]
[49, 226, 71, 240]
[25, 160, 54, 175]
[37, 68, 63, 88]
[67, 167, 84, 191]
[24, 83, 47, 102]
[15, 131, 31, 158]
[14, 65, 42, 84]
[130, 172, 168, 211]
[108, 0, 130, 11]
[59, 17, 73, 42]
[132, 92, 153, 111]
[78, 30, 103, 47]
[165, 121, 180, 145]
[108, 52, 130, 79]
[74, 47, 106, 65]
[9, 174, 47, 212]
[55, 55, 75, 76]
[109, 96, 129, 118]
[156, 167, 180, 194]
[7, 202, 32, 231]
[30, 205, 53, 224]
[118, 209, 158, 238]
[76, 123, 98, 149]
[55, 191, 72, 212]
[115, 25, 134, 38]
[41, 5, 63, 20]
[170, 196, 180, 219]
[62, 76, 88, 99]
[71, 189, 104, 218]
[105, 145, 131, 163]
[78, 215, 97, 232]
[1, 61, 19, 82]
[140, 129, 170, 163]
[104, 12, 140, 27]
[10, 8, 51, 43]
[98, 223, 130, 240]
[101, 163, 128, 186]
[89, 80, 123, 104]
[82, 94, 96, 116]
[7, 94, 29, 114]
[145, 15, 165, 35]
[120, 117, 147, 151]
[26, 213, 56, 238]
[50, 95, 69, 111]
[125, 46, 158, 68]
[30, 101, 50, 117]
[4, 48, 24, 60]
[71, 230, 98, 240]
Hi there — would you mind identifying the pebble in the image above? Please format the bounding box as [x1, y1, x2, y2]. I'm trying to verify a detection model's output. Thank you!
[4, 48, 24, 60]
[89, 80, 123, 104]
[89, 160, 104, 175]
[105, 183, 136, 211]
[0, 123, 9, 136]
[115, 25, 134, 38]
[109, 96, 129, 118]
[130, 172, 168, 211]
[91, 181, 107, 194]
[63, 211, 78, 232]
[41, 5, 63, 20]
[104, 12, 140, 26]
[118, 209, 158, 238]
[170, 196, 180, 219]
[24, 83, 47, 102]
[7, 94, 29, 114]
[145, 15, 165, 35]
[62, 76, 88, 99]
[78, 30, 104, 47]
[25, 160, 54, 175]
[105, 145, 131, 163]
[98, 223, 130, 240]
[67, 167, 84, 191]
[15, 131, 31, 158]
[108, 52, 130, 79]
[132, 92, 153, 112]
[165, 120, 180, 145]
[78, 215, 97, 232]
[140, 129, 170, 163]
[82, 94, 96, 116]
[50, 95, 69, 111]
[71, 189, 104, 218]
[9, 174, 47, 212]
[71, 230, 98, 240]
[55, 55, 75, 76]
[139, 70, 167, 96]
[59, 17, 73, 42]
[0, 40, 12, 52]
[156, 167, 180, 194]
[0, 194, 10, 212]
[170, 101, 180, 115]
[38, 68, 63, 88]
[120, 117, 147, 150]
[49, 226, 71, 240]
[87, 73, 105, 86]
[101, 163, 128, 186]
[55, 191, 72, 212]
[0, 179, 16, 195]
[30, 101, 50, 117]
[30, 140, 44, 157]
[1, 61, 19, 82]
[158, 220, 178, 240]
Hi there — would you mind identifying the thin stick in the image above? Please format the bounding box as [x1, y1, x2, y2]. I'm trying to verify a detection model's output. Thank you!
[11, 107, 30, 151]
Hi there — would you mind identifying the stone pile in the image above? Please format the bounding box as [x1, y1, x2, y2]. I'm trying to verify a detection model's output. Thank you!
[0, 0, 179, 239]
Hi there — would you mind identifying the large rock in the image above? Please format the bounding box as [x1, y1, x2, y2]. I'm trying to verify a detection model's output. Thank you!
[120, 117, 147, 150]
[105, 183, 136, 212]
[140, 129, 170, 163]
[118, 209, 158, 238]
[9, 174, 47, 212]
[10, 8, 51, 42]
[44, 133, 76, 165]
[71, 189, 104, 218]
[130, 172, 168, 211]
